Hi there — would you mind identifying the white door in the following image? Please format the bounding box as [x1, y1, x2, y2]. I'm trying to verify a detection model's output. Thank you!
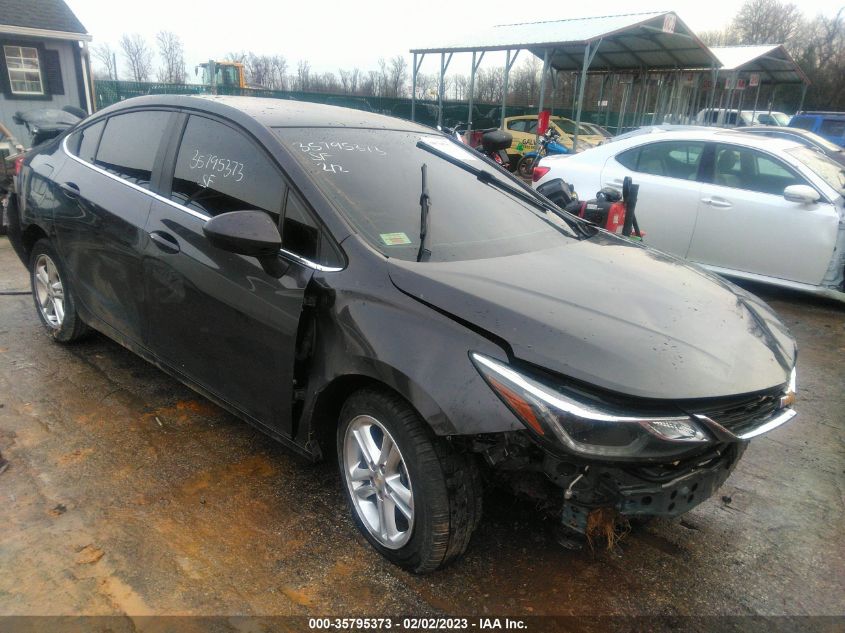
[687, 143, 840, 285]
[602, 140, 706, 257]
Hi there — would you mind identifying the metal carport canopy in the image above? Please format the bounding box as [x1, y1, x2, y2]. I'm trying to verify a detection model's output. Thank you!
[410, 11, 720, 73]
[709, 45, 809, 85]
[409, 12, 720, 150]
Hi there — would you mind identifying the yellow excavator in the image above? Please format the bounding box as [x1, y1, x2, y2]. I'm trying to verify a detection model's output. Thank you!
[197, 60, 248, 90]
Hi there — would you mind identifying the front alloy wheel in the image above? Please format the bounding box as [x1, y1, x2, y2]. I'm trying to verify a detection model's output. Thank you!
[337, 389, 483, 573]
[343, 415, 414, 549]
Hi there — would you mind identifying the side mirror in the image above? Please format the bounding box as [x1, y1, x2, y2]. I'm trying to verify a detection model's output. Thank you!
[783, 184, 821, 204]
[202, 210, 288, 277]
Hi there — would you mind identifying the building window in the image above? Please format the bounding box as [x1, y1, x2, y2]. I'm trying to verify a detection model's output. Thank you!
[4, 45, 44, 95]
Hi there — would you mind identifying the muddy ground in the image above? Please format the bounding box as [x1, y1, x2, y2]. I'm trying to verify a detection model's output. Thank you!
[0, 236, 843, 623]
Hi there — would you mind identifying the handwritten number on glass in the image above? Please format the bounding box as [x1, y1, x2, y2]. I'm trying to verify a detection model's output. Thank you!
[189, 150, 244, 184]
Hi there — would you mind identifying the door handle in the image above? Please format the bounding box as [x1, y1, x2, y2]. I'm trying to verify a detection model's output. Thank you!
[701, 197, 733, 208]
[59, 182, 80, 198]
[149, 230, 181, 254]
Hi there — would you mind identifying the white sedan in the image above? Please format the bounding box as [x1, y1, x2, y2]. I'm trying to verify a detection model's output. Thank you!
[534, 128, 845, 301]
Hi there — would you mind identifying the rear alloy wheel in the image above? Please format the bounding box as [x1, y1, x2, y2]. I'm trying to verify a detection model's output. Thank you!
[29, 239, 89, 342]
[337, 389, 482, 573]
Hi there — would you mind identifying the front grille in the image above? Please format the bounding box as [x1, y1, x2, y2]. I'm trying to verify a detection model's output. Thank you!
[689, 391, 781, 436]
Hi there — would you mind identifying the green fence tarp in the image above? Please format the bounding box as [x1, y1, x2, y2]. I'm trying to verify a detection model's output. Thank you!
[94, 80, 632, 132]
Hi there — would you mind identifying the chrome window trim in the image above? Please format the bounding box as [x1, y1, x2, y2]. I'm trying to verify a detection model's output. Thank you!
[61, 133, 344, 273]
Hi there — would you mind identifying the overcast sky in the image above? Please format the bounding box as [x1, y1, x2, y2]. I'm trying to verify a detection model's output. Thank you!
[66, 0, 841, 80]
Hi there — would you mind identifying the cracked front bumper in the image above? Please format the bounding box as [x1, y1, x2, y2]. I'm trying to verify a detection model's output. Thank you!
[561, 443, 746, 533]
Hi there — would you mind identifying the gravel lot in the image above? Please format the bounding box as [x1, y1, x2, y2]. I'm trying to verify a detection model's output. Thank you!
[0, 236, 843, 625]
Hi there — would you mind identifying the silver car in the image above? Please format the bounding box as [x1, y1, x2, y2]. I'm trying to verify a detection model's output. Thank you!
[535, 129, 845, 302]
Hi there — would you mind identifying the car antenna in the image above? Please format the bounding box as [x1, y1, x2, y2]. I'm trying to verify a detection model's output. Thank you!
[417, 163, 431, 262]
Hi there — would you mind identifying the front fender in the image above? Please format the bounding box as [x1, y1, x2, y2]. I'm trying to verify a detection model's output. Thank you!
[298, 260, 523, 443]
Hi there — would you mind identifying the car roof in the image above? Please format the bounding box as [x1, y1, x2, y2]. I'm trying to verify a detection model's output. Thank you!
[604, 127, 806, 153]
[94, 94, 432, 132]
[739, 126, 805, 134]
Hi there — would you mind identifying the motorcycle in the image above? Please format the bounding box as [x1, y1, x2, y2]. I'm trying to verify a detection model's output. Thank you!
[439, 122, 514, 170]
[516, 128, 569, 178]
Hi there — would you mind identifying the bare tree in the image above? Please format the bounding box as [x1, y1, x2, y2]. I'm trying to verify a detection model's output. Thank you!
[295, 60, 311, 91]
[156, 31, 186, 83]
[245, 53, 272, 87]
[510, 57, 542, 104]
[415, 73, 438, 100]
[120, 33, 153, 82]
[269, 55, 288, 90]
[732, 0, 804, 44]
[225, 51, 249, 65]
[340, 68, 363, 93]
[476, 67, 504, 102]
[92, 43, 119, 80]
[387, 55, 408, 97]
[698, 27, 739, 47]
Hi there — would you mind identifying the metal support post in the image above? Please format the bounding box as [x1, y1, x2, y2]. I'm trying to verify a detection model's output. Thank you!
[467, 51, 484, 130]
[535, 49, 551, 145]
[411, 53, 425, 122]
[500, 49, 520, 129]
[437, 52, 453, 128]
[573, 40, 601, 152]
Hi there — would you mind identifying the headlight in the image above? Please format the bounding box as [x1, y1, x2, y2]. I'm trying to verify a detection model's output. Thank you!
[471, 352, 710, 459]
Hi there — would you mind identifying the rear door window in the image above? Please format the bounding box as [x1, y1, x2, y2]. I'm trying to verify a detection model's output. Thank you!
[616, 141, 704, 180]
[170, 115, 284, 218]
[95, 110, 171, 189]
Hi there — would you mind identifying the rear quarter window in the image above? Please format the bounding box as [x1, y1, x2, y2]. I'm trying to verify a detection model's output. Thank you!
[68, 119, 105, 163]
[95, 110, 171, 189]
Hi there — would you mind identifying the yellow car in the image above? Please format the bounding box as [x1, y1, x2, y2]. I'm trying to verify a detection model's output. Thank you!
[502, 115, 605, 158]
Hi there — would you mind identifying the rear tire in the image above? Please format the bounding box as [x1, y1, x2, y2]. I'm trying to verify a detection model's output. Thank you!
[337, 388, 482, 573]
[29, 239, 89, 343]
[517, 155, 536, 178]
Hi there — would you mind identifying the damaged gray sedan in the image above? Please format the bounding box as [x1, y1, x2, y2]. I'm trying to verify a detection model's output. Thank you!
[12, 96, 798, 573]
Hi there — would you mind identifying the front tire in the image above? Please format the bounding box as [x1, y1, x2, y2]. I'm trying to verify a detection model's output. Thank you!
[337, 389, 482, 573]
[29, 239, 89, 342]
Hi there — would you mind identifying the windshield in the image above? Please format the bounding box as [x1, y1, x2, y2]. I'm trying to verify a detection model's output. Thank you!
[553, 118, 593, 136]
[275, 128, 579, 262]
[772, 113, 790, 126]
[787, 146, 845, 194]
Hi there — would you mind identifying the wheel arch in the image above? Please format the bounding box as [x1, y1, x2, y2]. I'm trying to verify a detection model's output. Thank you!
[21, 223, 50, 262]
[303, 364, 454, 462]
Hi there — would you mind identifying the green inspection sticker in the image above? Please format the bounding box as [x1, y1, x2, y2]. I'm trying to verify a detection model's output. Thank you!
[380, 232, 412, 246]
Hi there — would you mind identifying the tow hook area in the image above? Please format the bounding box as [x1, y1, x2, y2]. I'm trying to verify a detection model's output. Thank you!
[558, 443, 746, 540]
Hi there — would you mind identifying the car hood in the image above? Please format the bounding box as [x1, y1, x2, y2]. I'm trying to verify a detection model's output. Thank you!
[387, 234, 795, 400]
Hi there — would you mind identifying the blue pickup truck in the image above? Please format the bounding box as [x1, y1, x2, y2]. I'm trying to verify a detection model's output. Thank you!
[790, 111, 845, 147]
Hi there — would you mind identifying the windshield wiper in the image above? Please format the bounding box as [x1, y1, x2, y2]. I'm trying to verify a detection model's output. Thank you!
[417, 163, 431, 262]
[416, 139, 592, 238]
